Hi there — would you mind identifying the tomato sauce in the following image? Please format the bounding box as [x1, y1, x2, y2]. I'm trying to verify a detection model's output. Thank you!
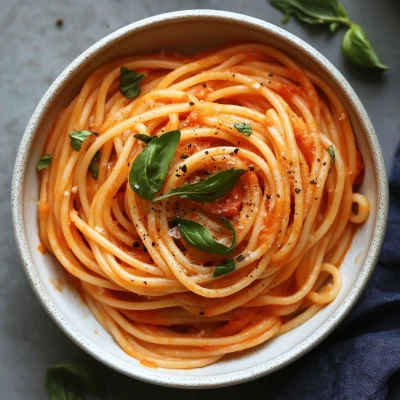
[353, 149, 365, 186]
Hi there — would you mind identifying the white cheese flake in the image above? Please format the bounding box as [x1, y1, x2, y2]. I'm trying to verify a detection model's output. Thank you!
[94, 226, 105, 234]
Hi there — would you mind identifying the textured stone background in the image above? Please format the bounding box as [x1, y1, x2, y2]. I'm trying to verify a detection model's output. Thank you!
[1, 0, 399, 398]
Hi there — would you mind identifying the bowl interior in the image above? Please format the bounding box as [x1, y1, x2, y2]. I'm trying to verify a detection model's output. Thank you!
[14, 11, 387, 388]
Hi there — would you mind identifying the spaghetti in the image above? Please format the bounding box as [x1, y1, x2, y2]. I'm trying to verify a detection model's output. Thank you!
[37, 43, 369, 369]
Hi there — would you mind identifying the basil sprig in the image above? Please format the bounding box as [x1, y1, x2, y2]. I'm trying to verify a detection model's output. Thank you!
[36, 154, 52, 171]
[134, 134, 157, 144]
[129, 130, 181, 200]
[342, 24, 388, 70]
[69, 130, 96, 152]
[271, 0, 387, 70]
[45, 363, 103, 400]
[89, 151, 102, 180]
[172, 216, 236, 256]
[213, 258, 236, 278]
[234, 123, 252, 137]
[120, 67, 146, 98]
[154, 168, 246, 202]
[272, 0, 349, 26]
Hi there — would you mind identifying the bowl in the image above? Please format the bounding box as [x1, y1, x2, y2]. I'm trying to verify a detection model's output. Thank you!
[11, 10, 389, 388]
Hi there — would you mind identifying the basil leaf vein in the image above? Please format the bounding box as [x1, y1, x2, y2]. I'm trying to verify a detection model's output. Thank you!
[154, 168, 246, 202]
[45, 363, 102, 400]
[120, 67, 146, 99]
[89, 151, 102, 180]
[342, 24, 388, 70]
[234, 123, 253, 137]
[69, 130, 95, 152]
[36, 154, 52, 171]
[172, 216, 236, 256]
[213, 258, 236, 278]
[129, 130, 181, 200]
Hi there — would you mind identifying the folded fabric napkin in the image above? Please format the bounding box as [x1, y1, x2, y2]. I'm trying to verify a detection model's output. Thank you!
[256, 146, 400, 400]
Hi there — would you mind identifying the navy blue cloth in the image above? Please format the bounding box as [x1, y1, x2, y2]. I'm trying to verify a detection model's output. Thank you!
[260, 147, 400, 400]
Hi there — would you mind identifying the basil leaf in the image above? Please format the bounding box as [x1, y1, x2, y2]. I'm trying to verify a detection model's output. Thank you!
[172, 216, 236, 256]
[89, 151, 102, 180]
[154, 168, 246, 202]
[129, 130, 181, 200]
[134, 134, 157, 144]
[36, 154, 52, 171]
[342, 24, 388, 70]
[213, 258, 235, 278]
[271, 0, 349, 25]
[282, 15, 291, 24]
[120, 67, 146, 99]
[234, 123, 253, 137]
[327, 145, 335, 165]
[329, 22, 340, 33]
[45, 363, 100, 400]
[69, 130, 94, 152]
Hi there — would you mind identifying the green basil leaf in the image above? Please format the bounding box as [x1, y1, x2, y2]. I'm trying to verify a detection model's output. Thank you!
[271, 0, 349, 25]
[36, 154, 53, 171]
[120, 67, 146, 99]
[134, 134, 157, 144]
[234, 123, 253, 137]
[172, 216, 236, 256]
[342, 24, 388, 70]
[281, 15, 291, 24]
[327, 145, 335, 165]
[213, 258, 235, 278]
[129, 130, 181, 200]
[89, 151, 102, 180]
[154, 168, 246, 202]
[69, 130, 94, 152]
[45, 363, 101, 400]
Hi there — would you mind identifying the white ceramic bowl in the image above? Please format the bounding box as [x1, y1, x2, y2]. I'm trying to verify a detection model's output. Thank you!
[12, 10, 388, 389]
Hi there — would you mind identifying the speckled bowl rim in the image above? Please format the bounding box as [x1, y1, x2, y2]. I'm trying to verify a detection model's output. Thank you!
[12, 10, 389, 389]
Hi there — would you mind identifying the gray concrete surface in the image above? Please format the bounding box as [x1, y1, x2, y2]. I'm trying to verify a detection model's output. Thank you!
[1, 0, 399, 399]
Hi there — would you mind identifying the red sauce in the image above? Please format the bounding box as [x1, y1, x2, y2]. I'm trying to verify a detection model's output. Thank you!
[292, 117, 315, 164]
[353, 150, 365, 186]
[207, 184, 244, 218]
[37, 242, 47, 254]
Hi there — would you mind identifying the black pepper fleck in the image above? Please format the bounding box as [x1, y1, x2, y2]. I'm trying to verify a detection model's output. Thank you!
[236, 255, 245, 262]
